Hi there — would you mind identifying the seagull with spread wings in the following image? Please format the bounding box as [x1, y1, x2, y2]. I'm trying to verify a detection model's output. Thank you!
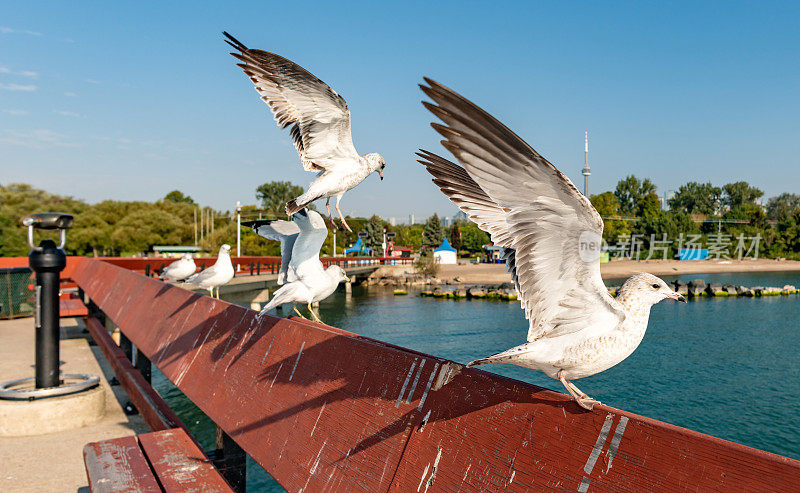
[244, 210, 348, 322]
[224, 32, 386, 232]
[418, 79, 686, 410]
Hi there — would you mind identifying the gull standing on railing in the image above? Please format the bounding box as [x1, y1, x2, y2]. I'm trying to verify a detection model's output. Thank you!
[244, 210, 348, 322]
[158, 254, 197, 282]
[418, 78, 686, 410]
[224, 32, 386, 232]
[184, 245, 234, 299]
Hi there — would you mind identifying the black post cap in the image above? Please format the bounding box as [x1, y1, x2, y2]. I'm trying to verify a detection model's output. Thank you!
[20, 213, 74, 230]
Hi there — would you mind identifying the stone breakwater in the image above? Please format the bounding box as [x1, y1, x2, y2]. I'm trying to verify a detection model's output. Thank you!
[607, 279, 799, 298]
[419, 284, 519, 301]
[363, 268, 799, 300]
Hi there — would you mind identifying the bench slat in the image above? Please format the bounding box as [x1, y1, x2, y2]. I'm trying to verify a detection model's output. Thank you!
[138, 428, 233, 493]
[83, 436, 160, 493]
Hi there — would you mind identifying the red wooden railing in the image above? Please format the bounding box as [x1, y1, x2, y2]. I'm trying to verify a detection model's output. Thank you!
[68, 257, 800, 491]
[0, 255, 412, 284]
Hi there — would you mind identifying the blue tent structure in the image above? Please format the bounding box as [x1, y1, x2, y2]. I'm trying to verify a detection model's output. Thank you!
[433, 238, 458, 264]
[345, 238, 372, 256]
[434, 238, 457, 252]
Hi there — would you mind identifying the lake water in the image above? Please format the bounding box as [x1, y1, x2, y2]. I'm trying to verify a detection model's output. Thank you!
[152, 271, 800, 491]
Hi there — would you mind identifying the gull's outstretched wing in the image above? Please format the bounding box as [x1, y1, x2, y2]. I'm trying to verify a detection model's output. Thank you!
[416, 150, 522, 301]
[287, 210, 328, 283]
[421, 78, 624, 341]
[243, 219, 300, 285]
[225, 32, 358, 173]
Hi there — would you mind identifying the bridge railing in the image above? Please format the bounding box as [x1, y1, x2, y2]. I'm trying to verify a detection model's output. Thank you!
[68, 257, 800, 492]
[0, 255, 413, 284]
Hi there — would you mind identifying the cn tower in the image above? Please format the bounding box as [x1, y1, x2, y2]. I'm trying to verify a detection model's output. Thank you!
[581, 131, 590, 196]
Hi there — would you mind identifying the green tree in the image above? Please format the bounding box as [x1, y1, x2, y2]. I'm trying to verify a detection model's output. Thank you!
[421, 214, 444, 249]
[722, 182, 763, 209]
[362, 215, 385, 255]
[450, 221, 462, 251]
[668, 182, 721, 215]
[634, 210, 698, 256]
[767, 193, 800, 221]
[110, 209, 183, 255]
[70, 210, 112, 256]
[590, 191, 630, 242]
[460, 223, 490, 254]
[256, 181, 310, 216]
[614, 175, 657, 216]
[163, 190, 195, 204]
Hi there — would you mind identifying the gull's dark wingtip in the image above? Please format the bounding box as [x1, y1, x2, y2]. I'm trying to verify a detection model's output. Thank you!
[223, 31, 247, 52]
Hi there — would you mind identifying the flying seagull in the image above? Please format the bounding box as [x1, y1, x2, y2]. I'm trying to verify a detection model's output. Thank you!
[184, 244, 234, 299]
[418, 78, 686, 410]
[158, 254, 196, 282]
[244, 210, 349, 322]
[224, 31, 386, 232]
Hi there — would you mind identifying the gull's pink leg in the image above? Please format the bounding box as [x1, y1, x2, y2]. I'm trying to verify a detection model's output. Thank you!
[325, 198, 338, 231]
[558, 370, 599, 411]
[335, 196, 352, 233]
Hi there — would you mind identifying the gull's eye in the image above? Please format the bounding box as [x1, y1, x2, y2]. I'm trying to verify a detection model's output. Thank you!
[651, 283, 660, 289]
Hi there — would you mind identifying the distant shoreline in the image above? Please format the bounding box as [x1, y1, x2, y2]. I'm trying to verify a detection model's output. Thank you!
[370, 259, 800, 286]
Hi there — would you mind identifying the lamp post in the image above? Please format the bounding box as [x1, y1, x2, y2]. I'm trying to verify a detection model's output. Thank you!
[236, 201, 241, 272]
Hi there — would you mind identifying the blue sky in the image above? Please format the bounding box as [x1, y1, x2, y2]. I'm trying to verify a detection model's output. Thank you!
[1, 1, 798, 220]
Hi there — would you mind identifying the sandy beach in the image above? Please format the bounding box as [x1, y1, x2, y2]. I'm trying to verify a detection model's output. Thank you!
[423, 258, 800, 285]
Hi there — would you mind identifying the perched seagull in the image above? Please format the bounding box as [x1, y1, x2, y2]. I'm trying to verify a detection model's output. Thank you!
[418, 79, 686, 410]
[158, 254, 196, 282]
[244, 210, 349, 321]
[184, 245, 234, 299]
[224, 32, 386, 232]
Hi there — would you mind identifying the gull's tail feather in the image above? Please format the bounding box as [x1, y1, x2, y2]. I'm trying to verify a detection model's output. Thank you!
[286, 199, 308, 215]
[466, 356, 496, 367]
[467, 343, 532, 367]
[261, 283, 304, 313]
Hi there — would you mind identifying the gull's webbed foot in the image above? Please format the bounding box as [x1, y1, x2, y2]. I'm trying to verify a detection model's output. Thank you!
[575, 395, 600, 411]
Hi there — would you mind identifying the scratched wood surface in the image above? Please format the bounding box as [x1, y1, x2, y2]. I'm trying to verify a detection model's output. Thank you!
[72, 258, 800, 492]
[138, 428, 233, 492]
[83, 436, 161, 493]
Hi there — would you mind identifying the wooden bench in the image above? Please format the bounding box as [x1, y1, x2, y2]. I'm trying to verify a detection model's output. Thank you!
[84, 427, 233, 493]
[59, 293, 88, 317]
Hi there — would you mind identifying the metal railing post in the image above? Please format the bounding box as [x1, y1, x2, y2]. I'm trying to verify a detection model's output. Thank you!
[134, 348, 151, 384]
[215, 426, 247, 492]
[120, 334, 133, 362]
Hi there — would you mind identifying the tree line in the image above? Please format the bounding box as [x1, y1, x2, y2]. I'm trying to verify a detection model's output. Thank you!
[591, 176, 800, 259]
[2, 178, 798, 259]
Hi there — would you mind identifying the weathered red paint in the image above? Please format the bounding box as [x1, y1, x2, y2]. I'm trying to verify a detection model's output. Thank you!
[85, 429, 233, 493]
[59, 295, 89, 317]
[138, 428, 233, 492]
[71, 258, 800, 492]
[84, 316, 188, 433]
[83, 435, 161, 493]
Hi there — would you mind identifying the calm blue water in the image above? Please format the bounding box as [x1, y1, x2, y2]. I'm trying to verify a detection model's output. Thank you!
[153, 271, 800, 491]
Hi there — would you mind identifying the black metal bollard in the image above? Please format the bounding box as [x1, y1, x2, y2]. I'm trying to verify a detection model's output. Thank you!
[29, 239, 67, 388]
[22, 213, 73, 389]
